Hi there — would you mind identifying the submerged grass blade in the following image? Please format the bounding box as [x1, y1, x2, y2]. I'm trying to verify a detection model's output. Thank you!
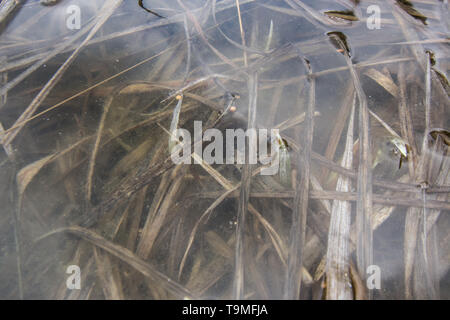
[233, 72, 258, 299]
[330, 33, 373, 295]
[326, 93, 355, 300]
[86, 95, 114, 203]
[284, 56, 314, 299]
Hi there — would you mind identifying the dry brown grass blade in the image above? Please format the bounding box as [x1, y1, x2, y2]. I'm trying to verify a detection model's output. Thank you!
[0, 0, 23, 30]
[235, 0, 248, 67]
[166, 215, 186, 277]
[308, 175, 332, 214]
[404, 51, 436, 299]
[404, 205, 421, 299]
[424, 157, 450, 233]
[233, 71, 258, 299]
[338, 36, 373, 293]
[364, 68, 399, 98]
[285, 58, 314, 299]
[35, 226, 196, 299]
[397, 62, 418, 172]
[403, 161, 424, 293]
[368, 108, 401, 138]
[125, 187, 148, 251]
[86, 95, 114, 203]
[424, 51, 432, 132]
[418, 153, 449, 299]
[17, 155, 53, 198]
[135, 171, 170, 254]
[405, 99, 448, 299]
[326, 93, 355, 300]
[349, 261, 366, 300]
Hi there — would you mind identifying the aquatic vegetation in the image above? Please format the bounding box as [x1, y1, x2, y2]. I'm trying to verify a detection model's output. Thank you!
[0, 0, 448, 300]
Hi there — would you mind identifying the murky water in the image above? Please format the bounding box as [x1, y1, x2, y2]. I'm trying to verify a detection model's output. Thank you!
[0, 0, 448, 299]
